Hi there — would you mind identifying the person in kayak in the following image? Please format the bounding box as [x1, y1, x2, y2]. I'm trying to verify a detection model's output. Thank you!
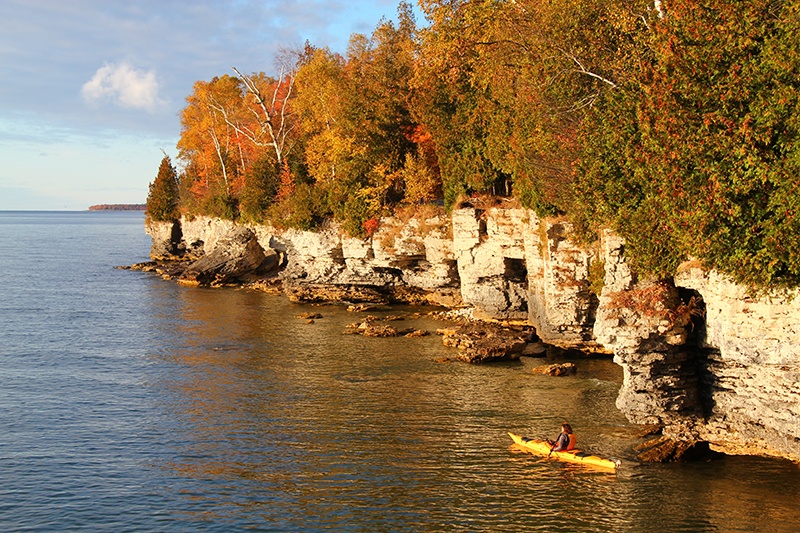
[548, 422, 576, 452]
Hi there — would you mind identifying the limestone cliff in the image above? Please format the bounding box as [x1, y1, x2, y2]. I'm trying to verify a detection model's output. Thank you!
[144, 208, 800, 462]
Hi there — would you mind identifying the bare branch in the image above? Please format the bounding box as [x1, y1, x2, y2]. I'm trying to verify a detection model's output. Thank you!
[654, 0, 665, 19]
[557, 48, 618, 89]
[231, 65, 296, 164]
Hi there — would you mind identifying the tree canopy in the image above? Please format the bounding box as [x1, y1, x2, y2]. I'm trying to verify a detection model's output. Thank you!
[147, 0, 800, 290]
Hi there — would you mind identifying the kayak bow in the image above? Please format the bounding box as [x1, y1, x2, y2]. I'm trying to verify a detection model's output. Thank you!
[508, 432, 620, 471]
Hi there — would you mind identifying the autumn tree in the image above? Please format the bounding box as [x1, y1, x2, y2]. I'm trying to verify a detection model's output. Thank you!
[177, 75, 247, 218]
[413, 0, 506, 207]
[146, 155, 180, 222]
[293, 2, 427, 235]
[229, 66, 296, 167]
[413, 0, 650, 212]
[176, 60, 302, 221]
[293, 47, 354, 186]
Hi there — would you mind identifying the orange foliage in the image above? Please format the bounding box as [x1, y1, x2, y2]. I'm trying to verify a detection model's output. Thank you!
[276, 161, 296, 201]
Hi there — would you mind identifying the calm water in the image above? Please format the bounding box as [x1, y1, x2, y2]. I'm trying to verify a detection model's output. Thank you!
[0, 211, 798, 532]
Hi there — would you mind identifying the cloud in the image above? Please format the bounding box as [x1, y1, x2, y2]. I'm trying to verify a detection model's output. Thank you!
[81, 62, 165, 112]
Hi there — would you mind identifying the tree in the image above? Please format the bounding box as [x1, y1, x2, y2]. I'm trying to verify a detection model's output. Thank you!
[146, 155, 180, 222]
[293, 47, 355, 186]
[414, 0, 651, 212]
[292, 3, 428, 235]
[230, 65, 296, 166]
[177, 76, 247, 216]
[413, 0, 507, 207]
[238, 155, 280, 223]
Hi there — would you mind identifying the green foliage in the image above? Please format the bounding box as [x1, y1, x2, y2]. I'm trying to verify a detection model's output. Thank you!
[239, 156, 280, 223]
[412, 11, 506, 208]
[574, 0, 800, 288]
[145, 155, 180, 222]
[588, 258, 605, 297]
[266, 182, 326, 231]
[202, 191, 238, 221]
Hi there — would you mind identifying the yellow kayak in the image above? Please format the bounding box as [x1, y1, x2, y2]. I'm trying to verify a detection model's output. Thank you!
[508, 432, 620, 471]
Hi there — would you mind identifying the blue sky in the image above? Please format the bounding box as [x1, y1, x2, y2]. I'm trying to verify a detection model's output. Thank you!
[0, 0, 415, 210]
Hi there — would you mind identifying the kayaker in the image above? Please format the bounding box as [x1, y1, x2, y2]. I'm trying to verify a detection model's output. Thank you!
[549, 422, 576, 452]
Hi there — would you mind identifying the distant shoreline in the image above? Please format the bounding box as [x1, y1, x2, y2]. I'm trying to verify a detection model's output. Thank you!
[88, 204, 146, 211]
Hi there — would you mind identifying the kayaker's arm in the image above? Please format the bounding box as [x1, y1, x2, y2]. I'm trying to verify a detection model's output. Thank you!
[550, 432, 569, 452]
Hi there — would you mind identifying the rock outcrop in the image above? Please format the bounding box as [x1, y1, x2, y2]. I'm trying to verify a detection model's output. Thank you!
[143, 207, 800, 462]
[179, 226, 277, 286]
[593, 232, 800, 462]
[532, 362, 578, 376]
[437, 323, 532, 364]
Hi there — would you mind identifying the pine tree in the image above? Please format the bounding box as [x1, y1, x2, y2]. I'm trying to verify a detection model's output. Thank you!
[146, 155, 180, 222]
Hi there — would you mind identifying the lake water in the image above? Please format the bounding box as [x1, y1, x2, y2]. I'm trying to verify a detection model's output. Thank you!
[1, 210, 799, 532]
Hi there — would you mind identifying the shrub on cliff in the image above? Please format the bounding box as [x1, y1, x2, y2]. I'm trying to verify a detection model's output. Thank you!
[265, 182, 327, 231]
[145, 155, 180, 222]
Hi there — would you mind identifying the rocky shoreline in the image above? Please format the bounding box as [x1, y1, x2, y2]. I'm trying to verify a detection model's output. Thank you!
[134, 207, 800, 463]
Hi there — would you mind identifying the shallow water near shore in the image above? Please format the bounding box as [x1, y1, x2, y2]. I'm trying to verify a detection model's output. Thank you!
[1, 210, 799, 532]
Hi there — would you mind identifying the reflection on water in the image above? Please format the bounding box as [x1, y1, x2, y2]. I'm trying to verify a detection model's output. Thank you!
[141, 287, 800, 532]
[1, 211, 799, 532]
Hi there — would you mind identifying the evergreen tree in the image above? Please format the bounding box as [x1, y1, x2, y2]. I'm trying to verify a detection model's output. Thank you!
[146, 155, 180, 222]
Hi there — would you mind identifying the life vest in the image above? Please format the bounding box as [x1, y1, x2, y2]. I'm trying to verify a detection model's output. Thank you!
[566, 433, 577, 451]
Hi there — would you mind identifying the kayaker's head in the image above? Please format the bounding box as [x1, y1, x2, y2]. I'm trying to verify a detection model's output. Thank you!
[562, 422, 573, 434]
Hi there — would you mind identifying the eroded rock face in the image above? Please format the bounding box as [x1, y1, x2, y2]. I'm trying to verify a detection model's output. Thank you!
[594, 242, 800, 461]
[145, 219, 184, 260]
[671, 265, 800, 461]
[179, 226, 276, 286]
[525, 217, 599, 345]
[595, 280, 698, 424]
[273, 215, 459, 303]
[452, 208, 529, 321]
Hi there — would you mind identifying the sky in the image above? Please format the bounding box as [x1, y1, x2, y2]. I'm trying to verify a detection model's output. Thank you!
[0, 0, 415, 210]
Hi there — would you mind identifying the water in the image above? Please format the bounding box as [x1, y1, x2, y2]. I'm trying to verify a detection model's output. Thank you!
[0, 211, 798, 532]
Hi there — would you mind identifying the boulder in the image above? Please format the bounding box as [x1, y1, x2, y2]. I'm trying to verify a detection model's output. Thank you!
[439, 323, 531, 364]
[179, 227, 276, 286]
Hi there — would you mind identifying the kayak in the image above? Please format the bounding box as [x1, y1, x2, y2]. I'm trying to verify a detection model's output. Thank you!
[508, 432, 620, 471]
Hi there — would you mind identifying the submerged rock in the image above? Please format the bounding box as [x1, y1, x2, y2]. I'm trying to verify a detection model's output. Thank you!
[295, 312, 323, 319]
[285, 284, 388, 304]
[438, 323, 531, 364]
[532, 362, 577, 376]
[344, 317, 399, 337]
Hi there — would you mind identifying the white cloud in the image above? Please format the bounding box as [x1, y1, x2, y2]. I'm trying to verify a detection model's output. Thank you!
[81, 62, 165, 112]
